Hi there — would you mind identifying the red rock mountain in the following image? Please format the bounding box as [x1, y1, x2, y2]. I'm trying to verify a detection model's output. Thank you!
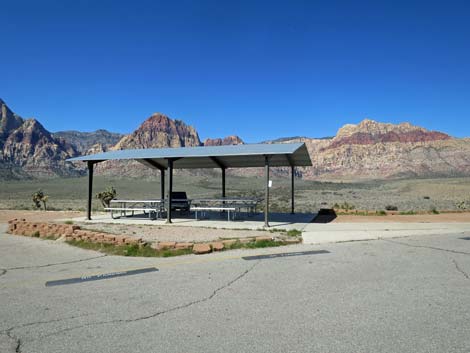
[94, 113, 202, 176]
[282, 119, 470, 180]
[114, 113, 201, 150]
[0, 99, 80, 178]
[2, 98, 470, 180]
[203, 135, 244, 146]
[325, 119, 451, 150]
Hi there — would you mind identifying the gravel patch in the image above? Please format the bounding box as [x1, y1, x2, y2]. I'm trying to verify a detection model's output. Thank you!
[77, 222, 275, 243]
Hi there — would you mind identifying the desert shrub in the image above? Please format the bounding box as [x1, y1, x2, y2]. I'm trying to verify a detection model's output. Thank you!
[423, 196, 431, 200]
[96, 186, 117, 208]
[32, 190, 49, 211]
[333, 202, 355, 211]
[430, 207, 440, 214]
[287, 229, 302, 237]
[457, 201, 469, 210]
[385, 205, 398, 211]
[376, 210, 387, 216]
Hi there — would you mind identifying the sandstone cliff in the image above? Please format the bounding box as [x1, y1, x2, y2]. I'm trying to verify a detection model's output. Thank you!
[0, 100, 81, 178]
[203, 135, 244, 146]
[284, 120, 470, 180]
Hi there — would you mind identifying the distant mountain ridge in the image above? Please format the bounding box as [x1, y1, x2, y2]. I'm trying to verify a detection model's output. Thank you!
[281, 120, 470, 180]
[53, 129, 124, 154]
[1, 98, 469, 180]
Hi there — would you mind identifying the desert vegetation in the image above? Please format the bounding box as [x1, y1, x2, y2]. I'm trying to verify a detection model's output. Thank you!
[1, 175, 470, 214]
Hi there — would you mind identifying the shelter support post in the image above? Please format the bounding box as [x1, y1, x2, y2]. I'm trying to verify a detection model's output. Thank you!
[291, 165, 295, 214]
[160, 169, 165, 201]
[222, 167, 226, 198]
[264, 155, 270, 227]
[87, 161, 94, 220]
[166, 159, 174, 224]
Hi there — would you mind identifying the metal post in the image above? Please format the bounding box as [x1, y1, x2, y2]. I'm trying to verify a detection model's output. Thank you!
[166, 159, 173, 224]
[264, 155, 270, 227]
[291, 165, 295, 214]
[160, 169, 165, 200]
[222, 167, 226, 198]
[87, 161, 94, 220]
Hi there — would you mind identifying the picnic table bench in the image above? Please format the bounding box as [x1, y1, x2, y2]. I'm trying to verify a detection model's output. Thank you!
[106, 199, 164, 219]
[190, 206, 237, 221]
[189, 198, 262, 221]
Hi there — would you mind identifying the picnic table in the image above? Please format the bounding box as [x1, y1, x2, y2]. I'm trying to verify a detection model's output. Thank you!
[104, 197, 262, 221]
[106, 199, 164, 219]
[190, 197, 262, 220]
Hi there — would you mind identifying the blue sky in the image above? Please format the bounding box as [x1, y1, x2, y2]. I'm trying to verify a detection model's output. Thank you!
[1, 0, 470, 141]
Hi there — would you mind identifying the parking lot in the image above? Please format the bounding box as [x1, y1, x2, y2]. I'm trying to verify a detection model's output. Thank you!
[1, 224, 470, 353]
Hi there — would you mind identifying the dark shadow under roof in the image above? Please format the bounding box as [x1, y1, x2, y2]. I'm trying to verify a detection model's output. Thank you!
[66, 143, 312, 169]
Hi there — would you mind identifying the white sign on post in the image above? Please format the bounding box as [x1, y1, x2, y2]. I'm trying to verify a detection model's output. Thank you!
[268, 180, 273, 188]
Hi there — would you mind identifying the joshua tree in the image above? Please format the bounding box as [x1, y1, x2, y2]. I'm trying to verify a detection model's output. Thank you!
[32, 189, 49, 211]
[96, 186, 117, 208]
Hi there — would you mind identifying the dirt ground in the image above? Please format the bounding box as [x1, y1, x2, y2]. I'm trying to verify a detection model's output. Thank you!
[0, 210, 84, 223]
[76, 222, 274, 243]
[2, 209, 470, 243]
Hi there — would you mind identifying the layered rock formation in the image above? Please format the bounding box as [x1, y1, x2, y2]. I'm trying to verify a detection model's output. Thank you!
[203, 135, 244, 146]
[0, 99, 81, 178]
[2, 97, 470, 180]
[285, 119, 470, 180]
[53, 129, 123, 153]
[114, 113, 201, 150]
[95, 113, 202, 176]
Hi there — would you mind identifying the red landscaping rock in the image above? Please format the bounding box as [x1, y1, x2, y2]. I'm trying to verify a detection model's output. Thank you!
[239, 237, 255, 244]
[221, 239, 237, 246]
[255, 236, 273, 242]
[193, 243, 212, 255]
[113, 235, 127, 245]
[157, 242, 176, 250]
[210, 242, 224, 251]
[175, 242, 193, 250]
[124, 237, 142, 245]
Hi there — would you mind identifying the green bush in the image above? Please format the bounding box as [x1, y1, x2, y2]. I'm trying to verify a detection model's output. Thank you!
[32, 189, 49, 210]
[287, 229, 302, 237]
[96, 186, 117, 208]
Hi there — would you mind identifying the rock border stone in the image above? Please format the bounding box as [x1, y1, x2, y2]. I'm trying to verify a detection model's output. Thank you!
[6, 219, 302, 255]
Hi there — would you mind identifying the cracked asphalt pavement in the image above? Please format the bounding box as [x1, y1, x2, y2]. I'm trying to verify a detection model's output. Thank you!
[1, 224, 470, 353]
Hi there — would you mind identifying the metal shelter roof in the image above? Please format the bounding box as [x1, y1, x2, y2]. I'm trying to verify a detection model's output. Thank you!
[66, 143, 312, 169]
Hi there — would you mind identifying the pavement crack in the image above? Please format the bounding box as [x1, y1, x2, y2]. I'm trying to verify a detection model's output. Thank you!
[5, 330, 21, 353]
[37, 261, 259, 339]
[452, 259, 470, 280]
[1, 313, 94, 352]
[126, 260, 259, 322]
[4, 255, 107, 271]
[381, 238, 470, 256]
